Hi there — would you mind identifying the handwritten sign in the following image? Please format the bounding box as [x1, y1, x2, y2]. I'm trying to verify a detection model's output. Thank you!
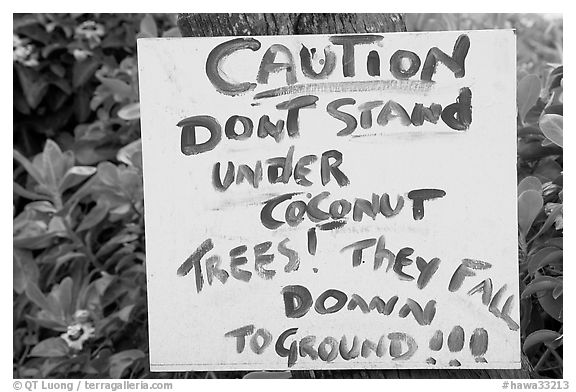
[137, 30, 519, 371]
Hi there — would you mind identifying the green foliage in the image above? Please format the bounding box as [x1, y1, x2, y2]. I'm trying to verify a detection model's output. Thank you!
[14, 13, 562, 379]
[516, 67, 563, 378]
[13, 13, 179, 162]
[13, 13, 175, 379]
[14, 137, 147, 378]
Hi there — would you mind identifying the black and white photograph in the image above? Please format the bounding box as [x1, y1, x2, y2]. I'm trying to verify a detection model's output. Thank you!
[11, 9, 565, 387]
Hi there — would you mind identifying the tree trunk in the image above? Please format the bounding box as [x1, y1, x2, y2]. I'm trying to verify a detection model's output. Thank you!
[176, 12, 532, 379]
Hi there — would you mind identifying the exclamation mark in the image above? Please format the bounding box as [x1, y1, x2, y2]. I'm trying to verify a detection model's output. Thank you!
[307, 227, 317, 256]
[470, 328, 489, 363]
[367, 50, 380, 76]
[427, 330, 443, 365]
[447, 325, 465, 367]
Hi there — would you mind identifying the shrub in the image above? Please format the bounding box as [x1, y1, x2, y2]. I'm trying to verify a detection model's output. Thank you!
[516, 67, 563, 378]
[13, 13, 176, 379]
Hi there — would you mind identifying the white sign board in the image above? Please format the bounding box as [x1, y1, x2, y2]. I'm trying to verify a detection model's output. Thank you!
[137, 30, 519, 371]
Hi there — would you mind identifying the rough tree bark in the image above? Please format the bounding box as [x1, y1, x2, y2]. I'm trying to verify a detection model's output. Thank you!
[176, 12, 532, 380]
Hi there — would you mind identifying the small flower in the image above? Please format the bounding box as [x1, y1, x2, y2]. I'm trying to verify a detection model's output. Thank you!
[544, 202, 563, 231]
[72, 48, 92, 61]
[60, 322, 95, 350]
[45, 22, 57, 33]
[118, 57, 137, 78]
[13, 34, 39, 67]
[74, 21, 105, 48]
[73, 309, 92, 323]
[95, 64, 111, 78]
[13, 34, 23, 47]
[542, 181, 561, 198]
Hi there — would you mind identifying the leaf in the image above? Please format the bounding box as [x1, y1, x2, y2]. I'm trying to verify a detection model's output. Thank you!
[42, 140, 73, 193]
[15, 65, 50, 109]
[552, 283, 563, 299]
[521, 276, 560, 299]
[26, 315, 67, 332]
[545, 238, 563, 249]
[518, 176, 542, 197]
[139, 14, 158, 38]
[549, 65, 563, 79]
[41, 353, 89, 378]
[116, 139, 142, 167]
[89, 348, 112, 374]
[47, 216, 67, 234]
[517, 74, 541, 123]
[59, 166, 97, 193]
[96, 161, 121, 187]
[518, 140, 562, 161]
[56, 252, 85, 265]
[14, 85, 31, 114]
[544, 104, 562, 116]
[50, 63, 66, 78]
[96, 76, 132, 100]
[25, 282, 54, 315]
[13, 249, 39, 294]
[523, 330, 562, 352]
[97, 304, 136, 335]
[524, 99, 546, 125]
[517, 125, 543, 138]
[95, 232, 139, 260]
[162, 27, 181, 38]
[73, 58, 101, 88]
[78, 273, 115, 312]
[53, 277, 74, 320]
[26, 201, 57, 214]
[76, 199, 109, 231]
[528, 248, 562, 274]
[529, 204, 563, 243]
[117, 102, 140, 120]
[30, 337, 70, 357]
[532, 159, 562, 183]
[74, 84, 92, 123]
[539, 114, 563, 147]
[117, 304, 135, 322]
[13, 181, 50, 201]
[13, 232, 59, 250]
[108, 350, 145, 378]
[25, 279, 70, 328]
[62, 175, 99, 212]
[519, 292, 532, 336]
[539, 291, 563, 321]
[518, 190, 543, 237]
[14, 149, 45, 186]
[73, 140, 120, 166]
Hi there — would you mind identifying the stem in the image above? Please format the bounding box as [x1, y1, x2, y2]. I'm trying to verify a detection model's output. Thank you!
[518, 231, 528, 264]
[16, 344, 31, 378]
[536, 327, 565, 375]
[63, 219, 103, 271]
[533, 348, 552, 373]
[538, 366, 562, 372]
[52, 192, 63, 211]
[549, 347, 563, 367]
[13, 181, 50, 201]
